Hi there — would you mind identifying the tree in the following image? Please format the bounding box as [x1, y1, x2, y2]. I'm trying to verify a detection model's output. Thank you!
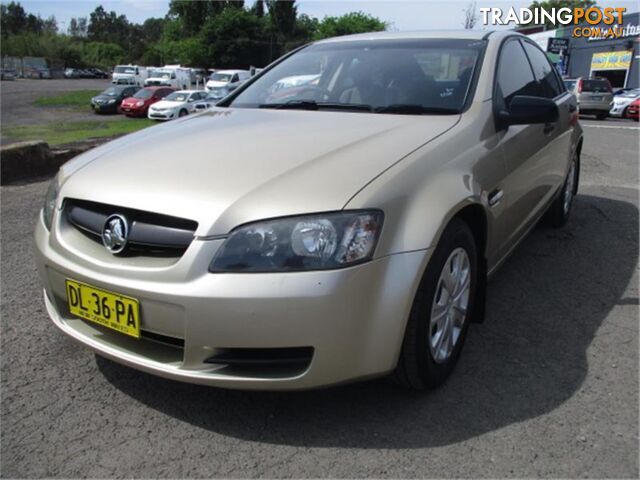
[68, 17, 88, 37]
[200, 6, 268, 68]
[314, 12, 387, 40]
[267, 0, 297, 38]
[462, 2, 477, 29]
[251, 0, 265, 18]
[1, 2, 27, 36]
[42, 15, 57, 35]
[87, 6, 131, 46]
[528, 0, 597, 29]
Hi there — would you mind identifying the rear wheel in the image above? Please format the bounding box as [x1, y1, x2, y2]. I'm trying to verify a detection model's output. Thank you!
[545, 151, 579, 227]
[393, 218, 477, 390]
[596, 113, 607, 120]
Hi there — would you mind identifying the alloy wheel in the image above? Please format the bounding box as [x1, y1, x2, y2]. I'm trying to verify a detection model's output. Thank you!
[429, 247, 471, 363]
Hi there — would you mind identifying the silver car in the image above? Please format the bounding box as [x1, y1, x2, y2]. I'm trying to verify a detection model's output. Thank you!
[35, 31, 583, 390]
[565, 77, 613, 120]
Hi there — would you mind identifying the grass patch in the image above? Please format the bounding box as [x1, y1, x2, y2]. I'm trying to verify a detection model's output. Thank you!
[33, 90, 102, 110]
[2, 118, 155, 147]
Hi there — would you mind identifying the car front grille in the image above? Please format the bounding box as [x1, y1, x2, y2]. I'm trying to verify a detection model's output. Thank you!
[65, 198, 198, 257]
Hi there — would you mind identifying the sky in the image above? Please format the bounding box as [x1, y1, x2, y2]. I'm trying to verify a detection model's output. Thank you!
[18, 0, 640, 32]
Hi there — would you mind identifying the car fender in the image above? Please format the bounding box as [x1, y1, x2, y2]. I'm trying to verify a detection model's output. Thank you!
[344, 102, 501, 265]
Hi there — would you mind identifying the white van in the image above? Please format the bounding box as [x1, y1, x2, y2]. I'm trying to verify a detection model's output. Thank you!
[145, 65, 191, 90]
[111, 65, 148, 86]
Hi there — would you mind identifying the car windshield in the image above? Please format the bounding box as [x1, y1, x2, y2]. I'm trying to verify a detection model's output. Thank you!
[582, 80, 611, 92]
[150, 69, 171, 79]
[134, 89, 154, 99]
[211, 73, 235, 82]
[114, 66, 135, 74]
[564, 80, 576, 90]
[165, 92, 188, 102]
[228, 39, 485, 114]
[620, 89, 640, 98]
[101, 87, 121, 97]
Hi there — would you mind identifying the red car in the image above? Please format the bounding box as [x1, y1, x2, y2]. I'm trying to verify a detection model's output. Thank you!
[120, 87, 174, 117]
[626, 98, 640, 121]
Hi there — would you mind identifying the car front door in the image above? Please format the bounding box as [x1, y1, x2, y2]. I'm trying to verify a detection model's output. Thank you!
[493, 37, 570, 258]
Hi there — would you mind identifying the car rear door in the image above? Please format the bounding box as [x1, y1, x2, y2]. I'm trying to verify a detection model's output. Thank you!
[493, 37, 572, 258]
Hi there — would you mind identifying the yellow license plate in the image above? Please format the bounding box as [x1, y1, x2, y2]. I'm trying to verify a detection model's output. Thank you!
[65, 279, 141, 339]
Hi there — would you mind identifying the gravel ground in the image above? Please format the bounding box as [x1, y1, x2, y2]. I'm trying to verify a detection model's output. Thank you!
[0, 119, 638, 478]
[0, 78, 118, 127]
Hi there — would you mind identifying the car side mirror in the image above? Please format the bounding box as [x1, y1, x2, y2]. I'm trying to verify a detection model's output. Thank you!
[496, 95, 559, 129]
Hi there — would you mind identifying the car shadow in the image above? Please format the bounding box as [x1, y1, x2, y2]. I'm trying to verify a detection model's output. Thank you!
[97, 193, 638, 448]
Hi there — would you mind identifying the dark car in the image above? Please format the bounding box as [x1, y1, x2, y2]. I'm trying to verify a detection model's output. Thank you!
[91, 86, 140, 114]
[120, 86, 175, 117]
[87, 67, 109, 79]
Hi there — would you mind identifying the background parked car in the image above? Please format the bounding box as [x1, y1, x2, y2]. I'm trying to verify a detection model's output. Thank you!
[609, 88, 640, 118]
[205, 69, 250, 95]
[565, 77, 613, 120]
[64, 68, 80, 79]
[147, 90, 208, 120]
[193, 91, 219, 111]
[120, 86, 174, 117]
[625, 98, 640, 121]
[190, 68, 207, 85]
[1, 69, 16, 81]
[91, 85, 139, 114]
[87, 67, 109, 79]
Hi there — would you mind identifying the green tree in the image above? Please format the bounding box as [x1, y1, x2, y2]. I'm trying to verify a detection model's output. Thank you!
[267, 0, 297, 38]
[1, 1, 27, 36]
[314, 12, 387, 40]
[200, 6, 268, 68]
[528, 0, 597, 29]
[87, 6, 131, 46]
[250, 0, 265, 18]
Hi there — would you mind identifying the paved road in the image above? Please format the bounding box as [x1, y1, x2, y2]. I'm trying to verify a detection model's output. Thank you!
[1, 120, 638, 478]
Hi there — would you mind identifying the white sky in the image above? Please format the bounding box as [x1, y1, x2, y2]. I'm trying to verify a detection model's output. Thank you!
[18, 0, 640, 32]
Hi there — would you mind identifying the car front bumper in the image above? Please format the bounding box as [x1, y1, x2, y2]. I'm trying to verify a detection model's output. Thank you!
[148, 110, 176, 120]
[92, 103, 119, 113]
[34, 214, 428, 390]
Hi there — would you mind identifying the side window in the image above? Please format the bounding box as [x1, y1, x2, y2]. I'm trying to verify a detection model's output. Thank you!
[232, 74, 239, 83]
[522, 41, 562, 98]
[496, 39, 537, 108]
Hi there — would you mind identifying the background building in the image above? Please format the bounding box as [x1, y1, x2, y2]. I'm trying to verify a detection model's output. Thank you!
[523, 11, 639, 88]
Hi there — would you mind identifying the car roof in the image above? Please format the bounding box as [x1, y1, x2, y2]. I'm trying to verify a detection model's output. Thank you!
[172, 90, 201, 94]
[213, 69, 248, 74]
[315, 29, 496, 44]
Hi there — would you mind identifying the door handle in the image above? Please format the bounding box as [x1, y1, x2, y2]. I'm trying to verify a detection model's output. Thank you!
[543, 122, 556, 134]
[488, 189, 504, 208]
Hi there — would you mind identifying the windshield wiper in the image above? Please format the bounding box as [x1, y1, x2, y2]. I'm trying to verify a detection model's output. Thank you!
[259, 100, 373, 112]
[374, 104, 460, 115]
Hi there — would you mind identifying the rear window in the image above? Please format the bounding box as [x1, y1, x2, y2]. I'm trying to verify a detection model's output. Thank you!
[582, 80, 611, 92]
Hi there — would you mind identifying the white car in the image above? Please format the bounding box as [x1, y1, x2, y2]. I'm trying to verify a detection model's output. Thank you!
[147, 90, 208, 121]
[609, 88, 640, 117]
[205, 70, 251, 96]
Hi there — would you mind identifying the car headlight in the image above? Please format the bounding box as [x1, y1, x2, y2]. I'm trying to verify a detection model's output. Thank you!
[210, 211, 383, 273]
[136, 101, 144, 107]
[42, 174, 61, 230]
[108, 99, 116, 104]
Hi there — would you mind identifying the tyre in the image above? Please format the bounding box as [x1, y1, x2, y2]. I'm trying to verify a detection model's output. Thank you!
[393, 218, 477, 390]
[179, 109, 188, 117]
[596, 113, 607, 120]
[545, 151, 579, 228]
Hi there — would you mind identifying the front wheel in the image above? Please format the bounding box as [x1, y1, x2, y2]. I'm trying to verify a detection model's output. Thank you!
[178, 109, 188, 117]
[393, 218, 477, 390]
